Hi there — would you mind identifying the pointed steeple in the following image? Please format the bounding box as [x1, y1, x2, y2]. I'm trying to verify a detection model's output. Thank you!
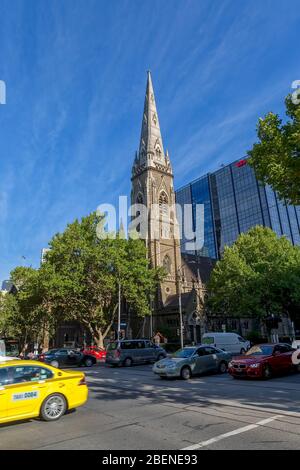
[138, 71, 165, 163]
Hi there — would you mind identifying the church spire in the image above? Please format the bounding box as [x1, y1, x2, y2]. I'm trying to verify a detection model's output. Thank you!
[138, 71, 165, 163]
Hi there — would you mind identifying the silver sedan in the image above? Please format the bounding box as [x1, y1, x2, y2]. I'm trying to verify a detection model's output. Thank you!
[153, 345, 232, 380]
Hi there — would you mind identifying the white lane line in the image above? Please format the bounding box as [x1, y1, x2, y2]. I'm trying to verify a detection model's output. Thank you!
[182, 415, 281, 450]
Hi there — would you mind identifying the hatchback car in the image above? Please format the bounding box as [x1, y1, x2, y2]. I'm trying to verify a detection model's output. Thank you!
[228, 343, 298, 379]
[39, 348, 97, 368]
[105, 339, 167, 367]
[0, 360, 88, 424]
[153, 345, 232, 380]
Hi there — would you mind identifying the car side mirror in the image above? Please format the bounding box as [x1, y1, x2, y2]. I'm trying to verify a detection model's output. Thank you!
[273, 350, 280, 356]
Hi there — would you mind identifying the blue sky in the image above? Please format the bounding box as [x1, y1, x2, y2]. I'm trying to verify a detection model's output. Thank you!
[0, 0, 299, 281]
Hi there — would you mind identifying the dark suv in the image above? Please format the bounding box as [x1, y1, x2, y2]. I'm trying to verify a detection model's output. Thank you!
[105, 339, 167, 367]
[39, 348, 97, 368]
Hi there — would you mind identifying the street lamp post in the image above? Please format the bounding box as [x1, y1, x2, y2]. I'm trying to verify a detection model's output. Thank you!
[177, 267, 184, 349]
[117, 281, 121, 340]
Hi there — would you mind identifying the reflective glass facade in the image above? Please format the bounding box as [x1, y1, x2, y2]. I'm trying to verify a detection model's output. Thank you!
[176, 159, 300, 259]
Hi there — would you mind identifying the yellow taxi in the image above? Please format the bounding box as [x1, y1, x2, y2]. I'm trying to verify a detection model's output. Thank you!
[0, 360, 88, 424]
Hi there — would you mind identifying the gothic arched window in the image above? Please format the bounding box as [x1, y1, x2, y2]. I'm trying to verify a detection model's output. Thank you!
[135, 193, 144, 233]
[159, 191, 168, 215]
[163, 255, 172, 274]
[136, 193, 144, 205]
[155, 145, 162, 158]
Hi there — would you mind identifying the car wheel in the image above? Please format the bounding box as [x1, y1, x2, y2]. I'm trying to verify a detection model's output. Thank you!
[157, 354, 165, 361]
[263, 364, 272, 379]
[50, 360, 59, 368]
[181, 366, 191, 380]
[240, 348, 246, 354]
[40, 393, 67, 421]
[124, 357, 133, 367]
[84, 358, 94, 367]
[218, 361, 228, 374]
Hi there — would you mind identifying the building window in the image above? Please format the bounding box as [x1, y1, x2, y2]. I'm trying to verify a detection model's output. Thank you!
[155, 145, 162, 158]
[135, 193, 144, 233]
[159, 191, 169, 215]
[136, 193, 143, 205]
[163, 254, 172, 274]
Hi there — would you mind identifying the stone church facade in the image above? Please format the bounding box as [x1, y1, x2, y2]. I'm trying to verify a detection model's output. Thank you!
[130, 72, 214, 343]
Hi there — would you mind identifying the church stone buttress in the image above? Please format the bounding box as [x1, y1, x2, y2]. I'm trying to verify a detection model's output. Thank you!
[131, 71, 182, 305]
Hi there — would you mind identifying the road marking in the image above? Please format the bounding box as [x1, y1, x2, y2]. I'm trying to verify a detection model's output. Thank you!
[182, 415, 281, 450]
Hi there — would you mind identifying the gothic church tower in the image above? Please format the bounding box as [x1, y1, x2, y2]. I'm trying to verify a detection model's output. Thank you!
[131, 72, 182, 305]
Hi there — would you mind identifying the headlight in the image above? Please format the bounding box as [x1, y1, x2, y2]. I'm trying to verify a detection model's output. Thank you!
[167, 362, 177, 368]
[228, 361, 233, 368]
[249, 363, 260, 368]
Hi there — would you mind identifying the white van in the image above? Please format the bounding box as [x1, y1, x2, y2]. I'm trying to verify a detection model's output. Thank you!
[201, 332, 250, 355]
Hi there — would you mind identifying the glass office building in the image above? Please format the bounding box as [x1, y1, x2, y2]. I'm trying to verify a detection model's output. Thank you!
[176, 158, 300, 259]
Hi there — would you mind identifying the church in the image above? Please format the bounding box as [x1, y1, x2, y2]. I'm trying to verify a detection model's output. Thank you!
[130, 72, 215, 344]
[53, 71, 216, 349]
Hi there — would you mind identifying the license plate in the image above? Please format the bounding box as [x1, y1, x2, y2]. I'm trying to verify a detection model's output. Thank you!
[12, 391, 39, 401]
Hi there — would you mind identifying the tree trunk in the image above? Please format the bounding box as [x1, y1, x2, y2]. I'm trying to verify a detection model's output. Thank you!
[95, 329, 104, 349]
[42, 321, 50, 352]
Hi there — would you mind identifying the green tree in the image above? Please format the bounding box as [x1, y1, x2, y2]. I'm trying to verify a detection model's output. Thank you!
[0, 267, 48, 353]
[248, 95, 300, 205]
[207, 226, 300, 324]
[44, 212, 163, 348]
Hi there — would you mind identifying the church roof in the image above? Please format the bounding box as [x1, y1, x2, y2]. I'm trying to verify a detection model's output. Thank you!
[181, 253, 216, 284]
[164, 291, 192, 309]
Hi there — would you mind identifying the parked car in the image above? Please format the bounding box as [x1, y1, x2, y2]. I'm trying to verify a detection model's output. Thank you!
[105, 339, 167, 367]
[81, 346, 106, 360]
[153, 345, 232, 380]
[0, 356, 20, 362]
[38, 348, 97, 368]
[202, 332, 250, 354]
[0, 359, 88, 424]
[0, 339, 5, 356]
[228, 343, 298, 379]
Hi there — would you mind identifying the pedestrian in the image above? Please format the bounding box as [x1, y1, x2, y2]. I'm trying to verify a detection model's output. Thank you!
[153, 332, 161, 346]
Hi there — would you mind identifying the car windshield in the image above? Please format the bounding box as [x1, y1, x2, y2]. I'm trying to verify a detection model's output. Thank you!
[245, 345, 273, 356]
[173, 348, 196, 358]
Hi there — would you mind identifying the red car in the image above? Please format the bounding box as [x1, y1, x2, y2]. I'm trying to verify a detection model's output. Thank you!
[81, 346, 106, 360]
[228, 343, 297, 379]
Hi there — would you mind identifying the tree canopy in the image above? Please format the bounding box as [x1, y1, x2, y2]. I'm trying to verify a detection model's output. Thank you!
[0, 266, 49, 352]
[248, 95, 300, 205]
[0, 212, 164, 351]
[207, 226, 300, 322]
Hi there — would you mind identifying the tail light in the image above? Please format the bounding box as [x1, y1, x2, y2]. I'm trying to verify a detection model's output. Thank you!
[78, 375, 86, 386]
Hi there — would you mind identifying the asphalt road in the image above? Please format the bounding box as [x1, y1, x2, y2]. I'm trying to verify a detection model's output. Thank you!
[1, 362, 300, 450]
